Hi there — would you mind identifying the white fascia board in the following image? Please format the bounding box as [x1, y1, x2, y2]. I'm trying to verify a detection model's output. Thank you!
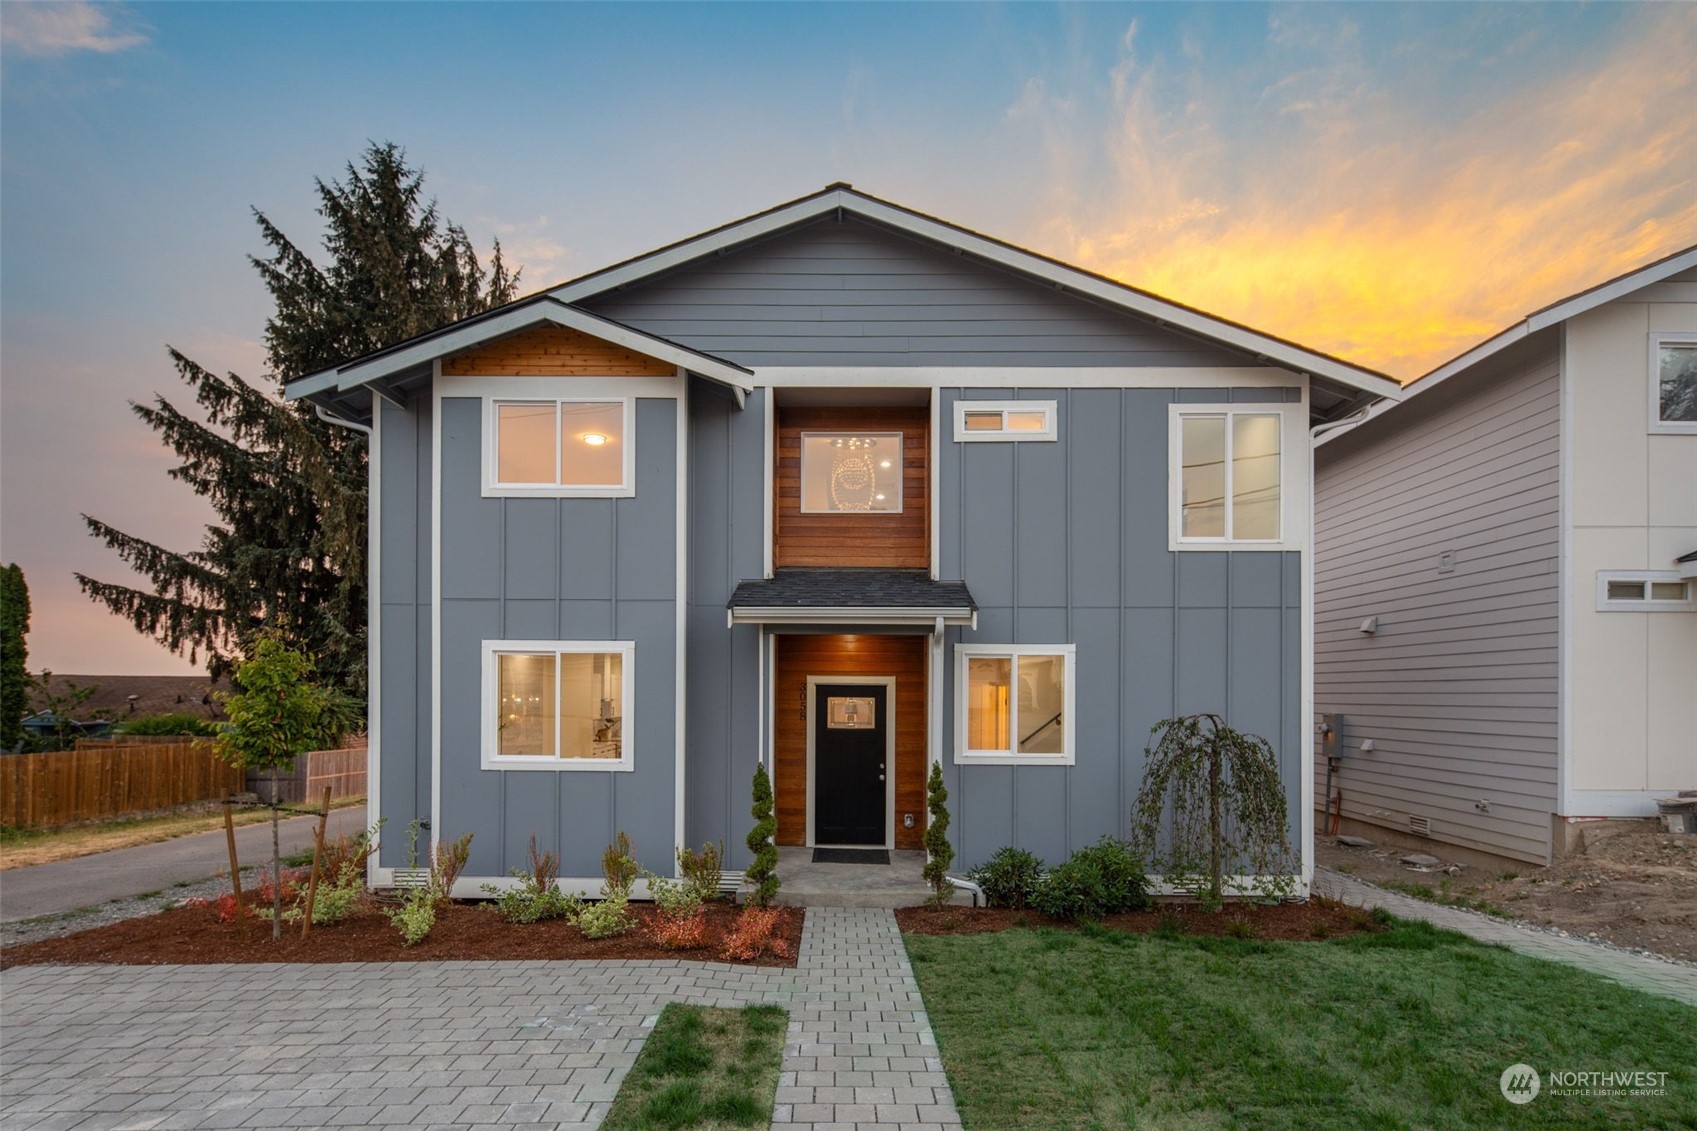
[305, 302, 753, 396]
[550, 188, 1401, 402]
[728, 607, 977, 627]
[285, 370, 343, 400]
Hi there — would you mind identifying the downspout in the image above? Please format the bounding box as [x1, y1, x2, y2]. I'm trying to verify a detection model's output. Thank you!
[315, 404, 372, 436]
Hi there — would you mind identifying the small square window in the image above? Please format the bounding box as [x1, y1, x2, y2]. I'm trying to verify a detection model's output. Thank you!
[484, 641, 633, 770]
[956, 645, 1074, 765]
[1173, 409, 1285, 545]
[799, 433, 903, 513]
[1650, 335, 1697, 433]
[953, 401, 1058, 442]
[486, 399, 633, 496]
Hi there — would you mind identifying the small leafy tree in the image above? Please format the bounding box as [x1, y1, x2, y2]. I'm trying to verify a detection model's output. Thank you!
[214, 634, 329, 938]
[922, 761, 953, 906]
[23, 671, 102, 752]
[744, 762, 779, 907]
[0, 564, 28, 750]
[1130, 714, 1296, 910]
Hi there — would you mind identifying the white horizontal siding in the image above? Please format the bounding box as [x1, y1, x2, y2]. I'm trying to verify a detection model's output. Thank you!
[1316, 337, 1561, 863]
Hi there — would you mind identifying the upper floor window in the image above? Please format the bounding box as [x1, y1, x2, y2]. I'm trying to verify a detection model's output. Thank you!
[1651, 335, 1697, 434]
[1170, 408, 1284, 546]
[486, 398, 633, 497]
[953, 401, 1057, 442]
[482, 641, 634, 770]
[800, 432, 903, 513]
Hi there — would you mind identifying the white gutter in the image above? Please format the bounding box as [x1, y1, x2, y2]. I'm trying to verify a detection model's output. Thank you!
[726, 607, 977, 628]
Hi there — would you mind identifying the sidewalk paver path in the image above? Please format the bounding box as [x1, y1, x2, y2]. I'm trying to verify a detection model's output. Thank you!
[0, 907, 959, 1131]
[1314, 866, 1697, 1007]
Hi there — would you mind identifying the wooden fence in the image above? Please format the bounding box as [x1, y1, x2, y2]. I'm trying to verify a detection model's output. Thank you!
[0, 743, 247, 829]
[244, 746, 368, 804]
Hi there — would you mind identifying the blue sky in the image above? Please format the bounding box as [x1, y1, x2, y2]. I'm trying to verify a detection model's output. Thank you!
[3, 2, 1694, 674]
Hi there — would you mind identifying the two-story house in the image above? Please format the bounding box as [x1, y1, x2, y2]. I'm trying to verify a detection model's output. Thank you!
[288, 185, 1402, 894]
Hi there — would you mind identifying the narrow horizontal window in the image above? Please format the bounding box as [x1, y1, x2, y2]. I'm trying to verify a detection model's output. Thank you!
[799, 432, 903, 513]
[486, 398, 633, 496]
[953, 401, 1057, 442]
[483, 641, 634, 770]
[1596, 572, 1695, 612]
[956, 645, 1075, 765]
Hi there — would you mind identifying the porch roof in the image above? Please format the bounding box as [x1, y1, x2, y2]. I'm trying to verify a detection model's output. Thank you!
[727, 568, 977, 627]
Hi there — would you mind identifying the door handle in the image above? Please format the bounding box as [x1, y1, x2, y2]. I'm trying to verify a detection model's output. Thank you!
[878, 774, 885, 781]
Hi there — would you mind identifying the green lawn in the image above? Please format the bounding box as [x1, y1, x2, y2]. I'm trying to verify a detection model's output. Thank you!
[601, 1003, 787, 1131]
[905, 919, 1696, 1130]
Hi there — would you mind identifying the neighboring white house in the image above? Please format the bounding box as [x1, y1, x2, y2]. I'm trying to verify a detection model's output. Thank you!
[1313, 247, 1697, 865]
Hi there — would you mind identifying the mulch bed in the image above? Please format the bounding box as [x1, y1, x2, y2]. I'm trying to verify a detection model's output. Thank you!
[897, 899, 1382, 940]
[0, 899, 803, 968]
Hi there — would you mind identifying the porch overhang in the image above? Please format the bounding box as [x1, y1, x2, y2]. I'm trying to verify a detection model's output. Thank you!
[727, 568, 977, 628]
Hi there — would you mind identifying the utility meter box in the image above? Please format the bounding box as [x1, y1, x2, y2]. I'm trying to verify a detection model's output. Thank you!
[1317, 713, 1343, 759]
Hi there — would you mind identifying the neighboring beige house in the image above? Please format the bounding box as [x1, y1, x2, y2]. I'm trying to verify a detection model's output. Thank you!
[1314, 247, 1697, 865]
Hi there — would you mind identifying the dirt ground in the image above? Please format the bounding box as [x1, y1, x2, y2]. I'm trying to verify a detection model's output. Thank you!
[1318, 829, 1697, 962]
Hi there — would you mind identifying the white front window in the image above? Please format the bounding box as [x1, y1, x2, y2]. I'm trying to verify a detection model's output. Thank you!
[1651, 334, 1697, 434]
[955, 644, 1075, 765]
[1170, 406, 1298, 549]
[486, 398, 634, 496]
[1596, 572, 1696, 612]
[953, 400, 1058, 442]
[482, 641, 634, 770]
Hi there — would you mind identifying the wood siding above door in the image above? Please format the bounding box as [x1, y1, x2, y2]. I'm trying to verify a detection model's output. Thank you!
[775, 406, 929, 568]
[773, 633, 927, 850]
[441, 324, 676, 377]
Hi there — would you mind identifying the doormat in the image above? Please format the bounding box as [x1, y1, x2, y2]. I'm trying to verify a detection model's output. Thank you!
[812, 848, 890, 865]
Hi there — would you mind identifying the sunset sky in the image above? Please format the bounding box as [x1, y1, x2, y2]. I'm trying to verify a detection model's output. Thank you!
[3, 1, 1694, 675]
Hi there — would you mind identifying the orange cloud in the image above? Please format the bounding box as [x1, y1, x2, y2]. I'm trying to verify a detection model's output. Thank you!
[1029, 7, 1697, 381]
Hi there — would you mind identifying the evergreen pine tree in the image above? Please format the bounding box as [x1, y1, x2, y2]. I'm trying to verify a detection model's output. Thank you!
[745, 763, 780, 908]
[0, 565, 29, 749]
[77, 144, 518, 697]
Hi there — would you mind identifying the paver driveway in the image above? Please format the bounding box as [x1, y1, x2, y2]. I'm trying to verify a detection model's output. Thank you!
[0, 908, 960, 1131]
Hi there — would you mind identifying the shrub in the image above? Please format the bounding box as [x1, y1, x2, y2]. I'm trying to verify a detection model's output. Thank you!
[386, 890, 436, 945]
[282, 875, 364, 926]
[969, 847, 1045, 909]
[602, 831, 638, 899]
[922, 761, 953, 907]
[579, 893, 634, 939]
[483, 834, 579, 924]
[117, 712, 221, 737]
[1130, 713, 1296, 910]
[648, 905, 713, 950]
[744, 763, 779, 908]
[678, 840, 725, 905]
[429, 832, 473, 905]
[1031, 837, 1151, 921]
[721, 905, 791, 961]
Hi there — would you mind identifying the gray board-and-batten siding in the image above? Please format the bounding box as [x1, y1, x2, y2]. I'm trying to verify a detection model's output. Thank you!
[1315, 329, 1561, 865]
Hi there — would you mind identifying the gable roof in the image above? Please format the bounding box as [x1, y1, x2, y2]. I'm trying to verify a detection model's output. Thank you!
[288, 183, 1403, 415]
[1316, 242, 1697, 445]
[551, 184, 1402, 406]
[287, 296, 754, 402]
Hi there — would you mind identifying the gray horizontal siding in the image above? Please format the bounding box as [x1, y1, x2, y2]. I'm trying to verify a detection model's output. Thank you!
[1315, 334, 1561, 863]
[585, 218, 1246, 368]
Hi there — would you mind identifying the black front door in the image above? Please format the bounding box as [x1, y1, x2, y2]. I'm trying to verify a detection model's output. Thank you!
[814, 683, 887, 845]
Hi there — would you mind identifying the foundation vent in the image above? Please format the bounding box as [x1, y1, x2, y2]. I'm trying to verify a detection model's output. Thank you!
[1409, 814, 1431, 838]
[391, 868, 430, 889]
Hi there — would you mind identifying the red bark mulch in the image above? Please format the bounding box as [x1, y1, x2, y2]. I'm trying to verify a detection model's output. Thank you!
[897, 899, 1382, 941]
[0, 899, 803, 968]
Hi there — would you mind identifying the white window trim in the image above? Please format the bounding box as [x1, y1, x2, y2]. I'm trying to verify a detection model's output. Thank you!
[1167, 404, 1303, 551]
[483, 396, 636, 497]
[1650, 333, 1697, 435]
[481, 640, 636, 771]
[1595, 571, 1696, 612]
[798, 430, 905, 514]
[954, 643, 1076, 766]
[952, 400, 1058, 442]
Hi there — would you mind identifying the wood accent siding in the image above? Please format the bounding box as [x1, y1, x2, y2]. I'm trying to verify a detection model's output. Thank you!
[441, 324, 675, 377]
[772, 633, 927, 850]
[775, 406, 929, 568]
[1314, 333, 1561, 864]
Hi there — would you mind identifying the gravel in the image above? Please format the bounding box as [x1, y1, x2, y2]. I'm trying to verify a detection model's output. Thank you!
[1, 870, 258, 949]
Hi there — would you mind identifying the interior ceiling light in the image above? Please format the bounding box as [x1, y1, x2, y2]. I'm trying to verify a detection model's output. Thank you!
[582, 433, 608, 446]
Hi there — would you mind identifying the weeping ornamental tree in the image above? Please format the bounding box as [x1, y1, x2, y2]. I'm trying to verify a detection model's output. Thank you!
[1130, 714, 1296, 910]
[77, 143, 519, 698]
